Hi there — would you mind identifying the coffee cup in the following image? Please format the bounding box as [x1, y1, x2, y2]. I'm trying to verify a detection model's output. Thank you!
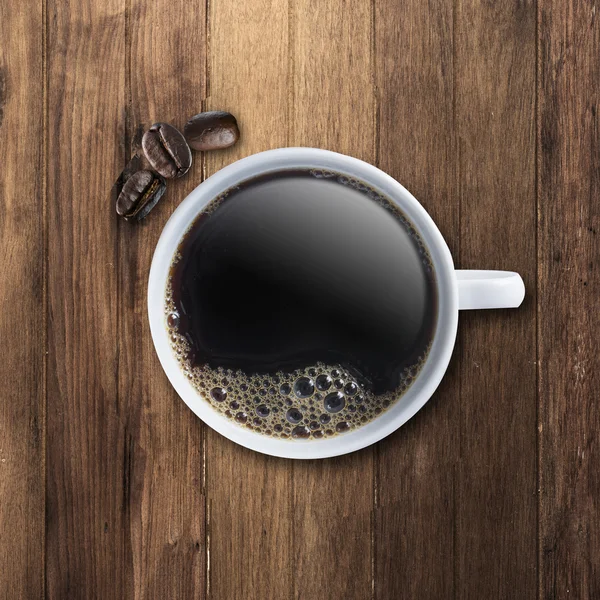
[148, 148, 525, 459]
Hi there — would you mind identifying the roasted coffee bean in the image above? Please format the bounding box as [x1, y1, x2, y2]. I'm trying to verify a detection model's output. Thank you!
[110, 153, 147, 202]
[116, 169, 166, 221]
[183, 111, 239, 151]
[142, 123, 192, 179]
[112, 153, 152, 215]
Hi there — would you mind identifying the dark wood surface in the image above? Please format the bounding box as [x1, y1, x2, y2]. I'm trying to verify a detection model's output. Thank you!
[0, 2, 45, 599]
[0, 0, 598, 598]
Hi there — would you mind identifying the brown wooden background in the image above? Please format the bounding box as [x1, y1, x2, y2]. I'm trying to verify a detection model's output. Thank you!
[1, 0, 598, 598]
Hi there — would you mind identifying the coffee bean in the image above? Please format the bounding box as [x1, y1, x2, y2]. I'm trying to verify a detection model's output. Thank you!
[111, 152, 145, 201]
[183, 111, 239, 151]
[111, 153, 146, 208]
[116, 169, 166, 221]
[142, 123, 192, 179]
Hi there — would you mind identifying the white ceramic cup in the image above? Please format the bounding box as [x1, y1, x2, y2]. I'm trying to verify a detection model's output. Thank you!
[148, 148, 525, 459]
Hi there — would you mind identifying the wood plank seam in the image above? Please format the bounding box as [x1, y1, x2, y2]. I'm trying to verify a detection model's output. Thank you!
[43, 0, 49, 593]
[535, 0, 541, 597]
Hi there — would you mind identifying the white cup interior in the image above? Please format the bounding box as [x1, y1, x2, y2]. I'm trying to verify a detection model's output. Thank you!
[148, 148, 458, 459]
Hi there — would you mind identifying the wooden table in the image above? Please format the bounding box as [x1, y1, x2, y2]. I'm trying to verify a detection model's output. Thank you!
[1, 0, 598, 598]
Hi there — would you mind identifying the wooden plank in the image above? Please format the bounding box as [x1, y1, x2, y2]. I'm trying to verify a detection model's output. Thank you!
[539, 1, 600, 598]
[290, 1, 374, 599]
[0, 1, 45, 598]
[203, 0, 293, 598]
[373, 1, 458, 598]
[45, 1, 129, 597]
[122, 0, 207, 598]
[455, 1, 537, 598]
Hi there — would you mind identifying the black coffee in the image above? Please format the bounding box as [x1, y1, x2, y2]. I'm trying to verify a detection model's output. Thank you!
[166, 169, 437, 439]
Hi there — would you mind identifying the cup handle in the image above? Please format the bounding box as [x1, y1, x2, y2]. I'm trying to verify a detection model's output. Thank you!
[455, 270, 525, 310]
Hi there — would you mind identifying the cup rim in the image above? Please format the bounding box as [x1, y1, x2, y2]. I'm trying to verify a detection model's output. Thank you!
[148, 147, 458, 459]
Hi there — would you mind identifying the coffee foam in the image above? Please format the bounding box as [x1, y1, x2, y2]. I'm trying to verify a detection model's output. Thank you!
[164, 169, 434, 440]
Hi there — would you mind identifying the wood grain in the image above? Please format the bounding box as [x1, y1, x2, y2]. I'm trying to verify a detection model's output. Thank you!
[539, 1, 600, 598]
[373, 1, 458, 598]
[45, 0, 128, 596]
[0, 0, 45, 598]
[2, 1, 600, 597]
[203, 1, 293, 598]
[121, 0, 207, 597]
[290, 1, 374, 598]
[455, 1, 537, 598]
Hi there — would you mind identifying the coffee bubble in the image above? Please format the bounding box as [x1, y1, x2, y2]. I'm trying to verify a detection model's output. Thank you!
[286, 408, 303, 424]
[292, 425, 311, 439]
[316, 374, 332, 391]
[344, 382, 358, 396]
[210, 387, 227, 402]
[294, 377, 315, 399]
[256, 404, 270, 417]
[324, 392, 345, 413]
